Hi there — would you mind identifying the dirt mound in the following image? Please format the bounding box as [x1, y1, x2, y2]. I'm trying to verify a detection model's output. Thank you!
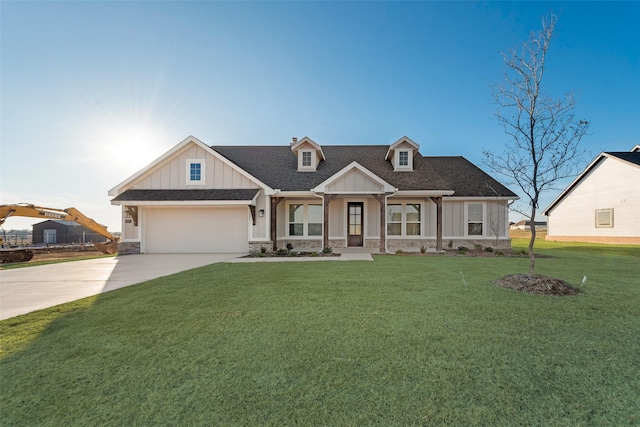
[493, 273, 580, 296]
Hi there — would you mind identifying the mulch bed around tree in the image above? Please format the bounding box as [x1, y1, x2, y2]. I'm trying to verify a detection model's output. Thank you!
[493, 273, 580, 296]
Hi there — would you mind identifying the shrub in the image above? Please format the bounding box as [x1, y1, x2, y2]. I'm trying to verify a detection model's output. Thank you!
[447, 240, 454, 248]
[395, 249, 404, 254]
[420, 245, 427, 254]
[457, 246, 469, 253]
[322, 247, 332, 254]
[484, 247, 494, 253]
[496, 250, 505, 256]
[474, 244, 483, 251]
[260, 246, 267, 254]
[286, 243, 294, 253]
[276, 248, 288, 256]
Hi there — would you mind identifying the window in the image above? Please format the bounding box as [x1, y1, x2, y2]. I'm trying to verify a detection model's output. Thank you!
[308, 204, 323, 236]
[387, 204, 402, 235]
[387, 203, 422, 236]
[302, 151, 312, 167]
[399, 151, 409, 167]
[289, 204, 304, 236]
[467, 203, 484, 236]
[595, 208, 614, 228]
[187, 160, 204, 184]
[406, 204, 421, 235]
[288, 203, 323, 236]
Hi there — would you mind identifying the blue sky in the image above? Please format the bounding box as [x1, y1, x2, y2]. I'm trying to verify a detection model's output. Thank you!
[1, 1, 638, 232]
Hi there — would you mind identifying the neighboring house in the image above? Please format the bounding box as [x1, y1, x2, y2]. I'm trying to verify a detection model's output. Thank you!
[543, 145, 640, 244]
[108, 136, 518, 254]
[509, 220, 547, 231]
[32, 220, 106, 245]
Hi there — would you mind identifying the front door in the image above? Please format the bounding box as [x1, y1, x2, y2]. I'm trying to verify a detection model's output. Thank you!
[347, 202, 364, 247]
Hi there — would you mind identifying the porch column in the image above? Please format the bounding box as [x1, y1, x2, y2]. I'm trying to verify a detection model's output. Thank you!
[371, 194, 386, 253]
[430, 196, 443, 251]
[323, 194, 337, 250]
[271, 197, 283, 251]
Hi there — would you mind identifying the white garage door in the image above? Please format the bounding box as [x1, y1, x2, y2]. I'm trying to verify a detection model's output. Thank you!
[144, 207, 249, 253]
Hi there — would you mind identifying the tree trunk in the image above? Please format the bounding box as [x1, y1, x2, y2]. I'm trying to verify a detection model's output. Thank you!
[528, 205, 537, 276]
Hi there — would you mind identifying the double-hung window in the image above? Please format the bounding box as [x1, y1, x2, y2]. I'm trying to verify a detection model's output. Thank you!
[399, 151, 409, 167]
[289, 203, 323, 236]
[467, 203, 484, 236]
[302, 151, 312, 167]
[387, 203, 422, 236]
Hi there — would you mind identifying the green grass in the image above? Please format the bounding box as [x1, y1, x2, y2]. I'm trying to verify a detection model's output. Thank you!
[1, 243, 639, 426]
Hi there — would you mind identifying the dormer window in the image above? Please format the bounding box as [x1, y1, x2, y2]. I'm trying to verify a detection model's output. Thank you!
[385, 136, 420, 172]
[399, 151, 409, 167]
[302, 151, 312, 167]
[291, 136, 325, 172]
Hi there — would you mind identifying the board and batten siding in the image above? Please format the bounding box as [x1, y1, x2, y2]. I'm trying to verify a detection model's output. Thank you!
[547, 157, 640, 238]
[132, 144, 259, 190]
[326, 169, 384, 193]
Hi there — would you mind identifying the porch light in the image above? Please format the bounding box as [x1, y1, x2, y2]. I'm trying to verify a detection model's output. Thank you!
[258, 209, 265, 217]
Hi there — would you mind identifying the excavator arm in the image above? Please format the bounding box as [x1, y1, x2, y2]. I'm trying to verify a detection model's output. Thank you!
[0, 204, 118, 256]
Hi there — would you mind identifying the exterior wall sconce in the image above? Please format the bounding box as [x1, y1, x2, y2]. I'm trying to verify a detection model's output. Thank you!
[258, 209, 265, 217]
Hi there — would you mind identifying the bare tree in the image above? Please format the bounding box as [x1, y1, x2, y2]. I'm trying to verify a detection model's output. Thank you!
[483, 13, 588, 276]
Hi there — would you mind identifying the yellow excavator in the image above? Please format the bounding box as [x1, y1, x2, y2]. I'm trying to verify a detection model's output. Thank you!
[0, 204, 119, 263]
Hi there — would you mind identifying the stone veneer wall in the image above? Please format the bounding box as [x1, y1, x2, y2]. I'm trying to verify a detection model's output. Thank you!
[117, 241, 140, 255]
[387, 238, 512, 252]
[274, 239, 323, 252]
[249, 241, 272, 253]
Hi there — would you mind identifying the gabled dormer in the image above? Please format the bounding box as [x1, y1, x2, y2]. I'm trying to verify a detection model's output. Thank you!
[290, 136, 325, 172]
[385, 136, 419, 172]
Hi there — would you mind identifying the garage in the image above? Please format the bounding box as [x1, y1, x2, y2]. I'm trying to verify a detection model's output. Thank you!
[143, 206, 249, 253]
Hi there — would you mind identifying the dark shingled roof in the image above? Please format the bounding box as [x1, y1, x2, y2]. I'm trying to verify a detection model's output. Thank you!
[606, 151, 640, 166]
[212, 145, 517, 198]
[112, 189, 259, 202]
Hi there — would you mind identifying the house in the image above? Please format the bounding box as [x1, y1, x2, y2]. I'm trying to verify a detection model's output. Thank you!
[509, 220, 547, 231]
[543, 145, 640, 244]
[108, 136, 518, 254]
[32, 220, 106, 245]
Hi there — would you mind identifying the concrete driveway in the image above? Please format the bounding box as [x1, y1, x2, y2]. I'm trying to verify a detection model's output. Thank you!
[0, 254, 240, 320]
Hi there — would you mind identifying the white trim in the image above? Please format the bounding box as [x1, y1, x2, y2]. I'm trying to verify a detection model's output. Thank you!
[186, 159, 205, 185]
[290, 136, 325, 161]
[444, 196, 515, 201]
[312, 161, 396, 194]
[464, 201, 486, 237]
[393, 190, 455, 197]
[285, 201, 323, 238]
[543, 151, 639, 215]
[108, 136, 273, 196]
[384, 136, 420, 160]
[111, 200, 255, 206]
[595, 208, 614, 228]
[385, 201, 424, 237]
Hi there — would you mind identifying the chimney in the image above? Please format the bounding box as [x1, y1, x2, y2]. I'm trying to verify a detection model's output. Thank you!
[291, 137, 298, 145]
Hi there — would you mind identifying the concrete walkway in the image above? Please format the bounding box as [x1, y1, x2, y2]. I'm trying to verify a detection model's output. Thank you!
[0, 254, 239, 320]
[0, 252, 374, 320]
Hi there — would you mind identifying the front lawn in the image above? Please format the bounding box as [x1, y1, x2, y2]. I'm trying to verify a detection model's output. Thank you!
[1, 243, 639, 425]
